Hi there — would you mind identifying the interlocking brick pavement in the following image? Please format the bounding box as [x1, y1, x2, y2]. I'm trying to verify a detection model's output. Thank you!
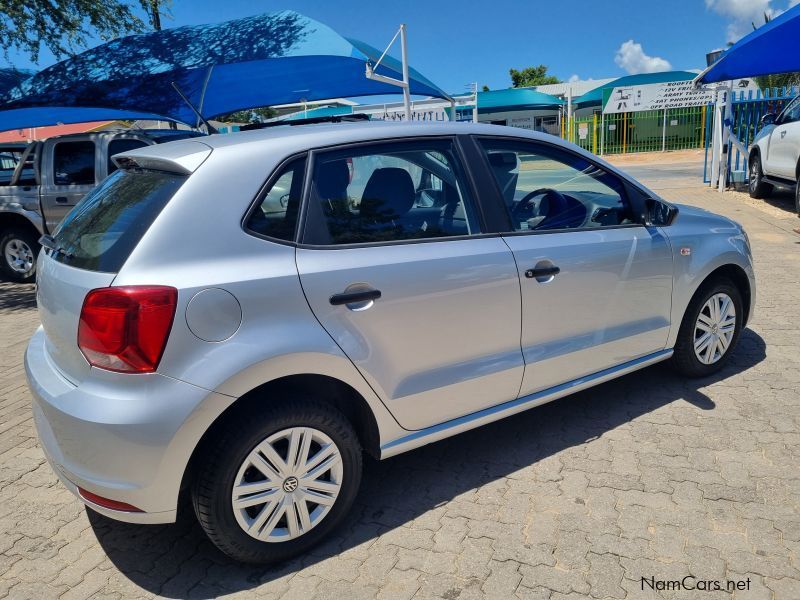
[1, 169, 798, 599]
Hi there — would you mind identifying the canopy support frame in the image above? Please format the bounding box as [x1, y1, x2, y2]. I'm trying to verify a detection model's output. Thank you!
[365, 24, 415, 120]
[171, 81, 218, 134]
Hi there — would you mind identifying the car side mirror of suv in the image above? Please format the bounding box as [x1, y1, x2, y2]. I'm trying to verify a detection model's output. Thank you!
[760, 112, 777, 127]
[644, 197, 679, 226]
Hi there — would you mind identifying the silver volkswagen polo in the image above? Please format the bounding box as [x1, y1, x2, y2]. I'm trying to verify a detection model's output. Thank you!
[25, 121, 755, 563]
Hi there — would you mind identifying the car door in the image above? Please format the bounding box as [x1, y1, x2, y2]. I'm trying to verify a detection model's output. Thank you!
[766, 96, 800, 178]
[40, 137, 98, 231]
[295, 138, 524, 431]
[475, 137, 673, 397]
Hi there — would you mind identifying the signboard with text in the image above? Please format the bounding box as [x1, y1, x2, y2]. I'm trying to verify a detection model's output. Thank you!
[603, 80, 716, 114]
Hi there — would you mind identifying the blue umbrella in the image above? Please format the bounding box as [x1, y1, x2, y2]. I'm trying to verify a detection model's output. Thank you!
[696, 4, 800, 84]
[0, 10, 449, 131]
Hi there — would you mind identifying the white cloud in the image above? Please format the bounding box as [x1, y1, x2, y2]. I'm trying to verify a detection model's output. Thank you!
[568, 74, 580, 83]
[614, 40, 672, 74]
[705, 0, 788, 42]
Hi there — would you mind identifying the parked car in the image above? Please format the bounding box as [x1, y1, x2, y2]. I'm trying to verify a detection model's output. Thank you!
[748, 93, 800, 214]
[0, 129, 201, 282]
[25, 121, 755, 564]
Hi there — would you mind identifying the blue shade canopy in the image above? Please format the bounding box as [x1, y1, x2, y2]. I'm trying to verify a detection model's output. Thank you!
[0, 11, 449, 131]
[696, 5, 800, 84]
[0, 68, 34, 100]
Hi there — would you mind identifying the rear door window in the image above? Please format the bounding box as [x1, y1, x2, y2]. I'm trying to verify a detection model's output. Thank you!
[303, 140, 481, 245]
[51, 169, 186, 272]
[53, 140, 96, 185]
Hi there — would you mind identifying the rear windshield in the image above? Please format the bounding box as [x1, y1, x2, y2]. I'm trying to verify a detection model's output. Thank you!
[50, 169, 186, 272]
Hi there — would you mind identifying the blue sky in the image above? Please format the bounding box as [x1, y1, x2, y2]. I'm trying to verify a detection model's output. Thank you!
[5, 0, 798, 93]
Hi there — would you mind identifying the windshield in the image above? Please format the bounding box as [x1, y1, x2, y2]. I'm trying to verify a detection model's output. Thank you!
[51, 169, 186, 272]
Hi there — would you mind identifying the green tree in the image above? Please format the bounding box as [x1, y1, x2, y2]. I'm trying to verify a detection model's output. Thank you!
[0, 0, 170, 62]
[509, 65, 560, 88]
[220, 106, 277, 123]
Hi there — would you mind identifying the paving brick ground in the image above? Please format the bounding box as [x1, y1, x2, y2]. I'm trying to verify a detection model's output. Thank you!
[1, 165, 799, 599]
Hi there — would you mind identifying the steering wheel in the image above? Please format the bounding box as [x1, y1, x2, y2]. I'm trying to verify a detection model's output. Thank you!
[511, 187, 568, 222]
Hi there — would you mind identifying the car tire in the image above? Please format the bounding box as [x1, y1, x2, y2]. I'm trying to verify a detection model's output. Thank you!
[748, 154, 772, 199]
[0, 227, 39, 283]
[671, 277, 744, 378]
[192, 398, 363, 564]
[795, 180, 800, 217]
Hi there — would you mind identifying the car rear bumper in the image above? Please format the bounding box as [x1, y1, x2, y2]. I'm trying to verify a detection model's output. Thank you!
[25, 326, 234, 524]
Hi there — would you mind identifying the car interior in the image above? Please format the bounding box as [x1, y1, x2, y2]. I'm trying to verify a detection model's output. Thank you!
[307, 149, 477, 245]
[483, 147, 635, 231]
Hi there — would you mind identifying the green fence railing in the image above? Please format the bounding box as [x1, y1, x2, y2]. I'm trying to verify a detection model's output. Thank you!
[563, 105, 708, 155]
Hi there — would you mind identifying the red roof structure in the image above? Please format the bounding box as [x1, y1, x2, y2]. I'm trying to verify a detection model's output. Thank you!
[0, 121, 117, 142]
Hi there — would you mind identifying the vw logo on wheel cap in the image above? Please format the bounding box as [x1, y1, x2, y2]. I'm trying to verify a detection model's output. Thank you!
[282, 476, 299, 493]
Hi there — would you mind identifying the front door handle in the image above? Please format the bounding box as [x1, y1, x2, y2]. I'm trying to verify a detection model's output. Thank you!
[525, 266, 560, 279]
[781, 130, 787, 139]
[55, 196, 69, 204]
[329, 289, 382, 306]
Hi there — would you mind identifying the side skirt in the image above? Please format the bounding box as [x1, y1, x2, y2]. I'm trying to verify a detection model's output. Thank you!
[380, 348, 673, 458]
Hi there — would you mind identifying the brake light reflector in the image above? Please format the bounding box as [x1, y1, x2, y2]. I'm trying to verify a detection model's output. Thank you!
[78, 487, 143, 512]
[78, 286, 177, 373]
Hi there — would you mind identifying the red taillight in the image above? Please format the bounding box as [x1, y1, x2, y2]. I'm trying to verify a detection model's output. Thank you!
[78, 286, 177, 373]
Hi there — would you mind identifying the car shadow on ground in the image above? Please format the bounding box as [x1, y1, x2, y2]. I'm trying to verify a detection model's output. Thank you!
[754, 189, 797, 217]
[89, 329, 766, 598]
[0, 281, 36, 312]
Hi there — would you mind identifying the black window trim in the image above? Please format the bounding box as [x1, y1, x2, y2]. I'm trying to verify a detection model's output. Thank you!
[240, 151, 309, 245]
[52, 138, 97, 187]
[470, 134, 652, 236]
[296, 135, 498, 250]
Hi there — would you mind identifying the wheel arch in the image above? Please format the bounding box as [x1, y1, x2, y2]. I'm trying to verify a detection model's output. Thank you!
[179, 372, 384, 505]
[700, 263, 752, 326]
[0, 210, 43, 238]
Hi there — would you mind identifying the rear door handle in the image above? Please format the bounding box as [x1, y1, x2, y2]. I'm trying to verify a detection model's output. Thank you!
[525, 266, 560, 278]
[55, 196, 69, 204]
[329, 289, 382, 306]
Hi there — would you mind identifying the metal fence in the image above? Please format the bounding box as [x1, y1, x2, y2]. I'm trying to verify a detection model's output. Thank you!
[702, 86, 798, 184]
[562, 106, 709, 155]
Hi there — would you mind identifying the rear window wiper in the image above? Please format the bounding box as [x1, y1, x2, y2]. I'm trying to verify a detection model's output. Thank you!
[39, 234, 74, 258]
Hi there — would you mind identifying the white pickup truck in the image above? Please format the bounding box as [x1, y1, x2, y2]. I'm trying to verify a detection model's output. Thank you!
[0, 129, 199, 282]
[748, 93, 800, 215]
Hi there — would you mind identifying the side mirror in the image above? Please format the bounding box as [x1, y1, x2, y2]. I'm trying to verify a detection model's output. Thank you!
[760, 113, 776, 127]
[645, 197, 679, 226]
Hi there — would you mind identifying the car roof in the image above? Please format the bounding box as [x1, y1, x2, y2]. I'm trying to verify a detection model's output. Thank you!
[194, 120, 552, 149]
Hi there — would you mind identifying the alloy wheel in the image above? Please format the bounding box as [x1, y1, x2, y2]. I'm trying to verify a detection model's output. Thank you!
[4, 238, 34, 275]
[749, 159, 759, 192]
[693, 292, 736, 365]
[231, 427, 343, 543]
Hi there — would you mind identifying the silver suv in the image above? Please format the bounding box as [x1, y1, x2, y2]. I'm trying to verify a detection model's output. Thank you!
[25, 121, 755, 563]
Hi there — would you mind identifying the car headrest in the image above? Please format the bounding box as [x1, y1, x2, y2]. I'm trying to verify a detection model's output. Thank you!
[316, 159, 350, 200]
[488, 151, 518, 171]
[360, 167, 416, 221]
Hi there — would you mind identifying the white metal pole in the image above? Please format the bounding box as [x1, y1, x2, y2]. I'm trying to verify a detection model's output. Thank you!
[719, 85, 733, 193]
[400, 24, 411, 121]
[473, 83, 478, 123]
[710, 89, 722, 187]
[662, 108, 667, 152]
[450, 99, 456, 122]
[567, 87, 573, 141]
